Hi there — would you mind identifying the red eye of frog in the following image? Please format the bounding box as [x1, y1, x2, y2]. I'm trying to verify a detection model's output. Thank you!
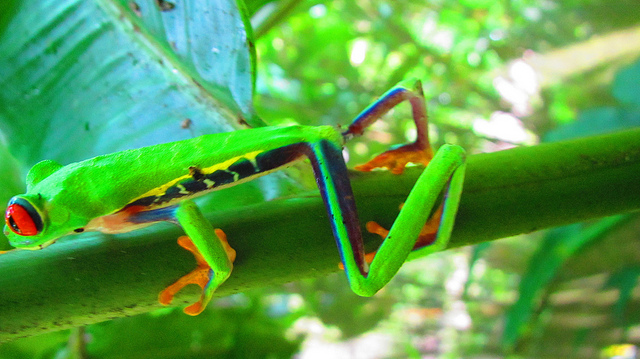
[4, 198, 42, 236]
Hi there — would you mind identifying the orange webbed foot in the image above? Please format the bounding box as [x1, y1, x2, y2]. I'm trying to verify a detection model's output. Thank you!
[158, 229, 235, 316]
[354, 142, 434, 175]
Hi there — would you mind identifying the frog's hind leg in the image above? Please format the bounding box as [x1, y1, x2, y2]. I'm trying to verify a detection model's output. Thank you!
[342, 79, 434, 174]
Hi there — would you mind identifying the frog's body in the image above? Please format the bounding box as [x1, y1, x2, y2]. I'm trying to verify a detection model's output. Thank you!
[22, 125, 340, 240]
[4, 80, 466, 315]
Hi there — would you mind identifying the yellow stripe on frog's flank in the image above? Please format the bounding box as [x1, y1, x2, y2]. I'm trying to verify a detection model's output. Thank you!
[129, 150, 264, 203]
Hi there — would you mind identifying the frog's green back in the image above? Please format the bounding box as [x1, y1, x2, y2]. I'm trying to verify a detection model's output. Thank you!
[29, 125, 341, 220]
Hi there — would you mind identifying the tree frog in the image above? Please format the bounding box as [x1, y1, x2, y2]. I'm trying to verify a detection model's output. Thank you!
[3, 79, 466, 315]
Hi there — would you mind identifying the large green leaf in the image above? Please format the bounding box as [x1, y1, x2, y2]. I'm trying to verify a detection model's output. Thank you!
[501, 216, 630, 350]
[604, 267, 640, 329]
[0, 0, 259, 167]
[0, 0, 301, 250]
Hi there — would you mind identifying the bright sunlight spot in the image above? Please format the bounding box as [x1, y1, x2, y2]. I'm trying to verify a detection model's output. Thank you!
[350, 39, 368, 66]
[494, 58, 540, 116]
[309, 4, 326, 18]
[602, 344, 637, 359]
[473, 112, 537, 145]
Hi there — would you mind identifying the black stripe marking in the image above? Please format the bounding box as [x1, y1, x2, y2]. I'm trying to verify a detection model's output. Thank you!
[206, 170, 235, 186]
[156, 186, 188, 204]
[182, 179, 208, 193]
[123, 144, 308, 211]
[255, 143, 305, 171]
[227, 158, 257, 179]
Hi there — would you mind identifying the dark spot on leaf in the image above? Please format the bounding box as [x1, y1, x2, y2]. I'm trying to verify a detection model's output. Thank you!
[128, 1, 141, 16]
[237, 114, 249, 127]
[156, 0, 175, 11]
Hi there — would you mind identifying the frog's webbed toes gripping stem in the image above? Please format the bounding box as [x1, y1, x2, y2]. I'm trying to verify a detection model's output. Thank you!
[326, 79, 466, 296]
[159, 201, 236, 316]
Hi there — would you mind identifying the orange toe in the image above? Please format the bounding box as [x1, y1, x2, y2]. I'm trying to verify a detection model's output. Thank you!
[354, 143, 433, 174]
[158, 236, 212, 315]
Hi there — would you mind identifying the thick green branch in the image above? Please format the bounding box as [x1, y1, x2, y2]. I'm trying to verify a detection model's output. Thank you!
[0, 129, 639, 341]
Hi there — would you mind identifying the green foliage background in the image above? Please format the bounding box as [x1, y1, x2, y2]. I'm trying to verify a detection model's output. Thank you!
[0, 0, 639, 358]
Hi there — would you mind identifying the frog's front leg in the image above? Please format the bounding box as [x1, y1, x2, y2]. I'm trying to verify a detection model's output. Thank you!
[154, 200, 236, 315]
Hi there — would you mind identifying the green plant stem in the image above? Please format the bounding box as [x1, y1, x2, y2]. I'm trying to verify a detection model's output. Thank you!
[0, 128, 639, 341]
